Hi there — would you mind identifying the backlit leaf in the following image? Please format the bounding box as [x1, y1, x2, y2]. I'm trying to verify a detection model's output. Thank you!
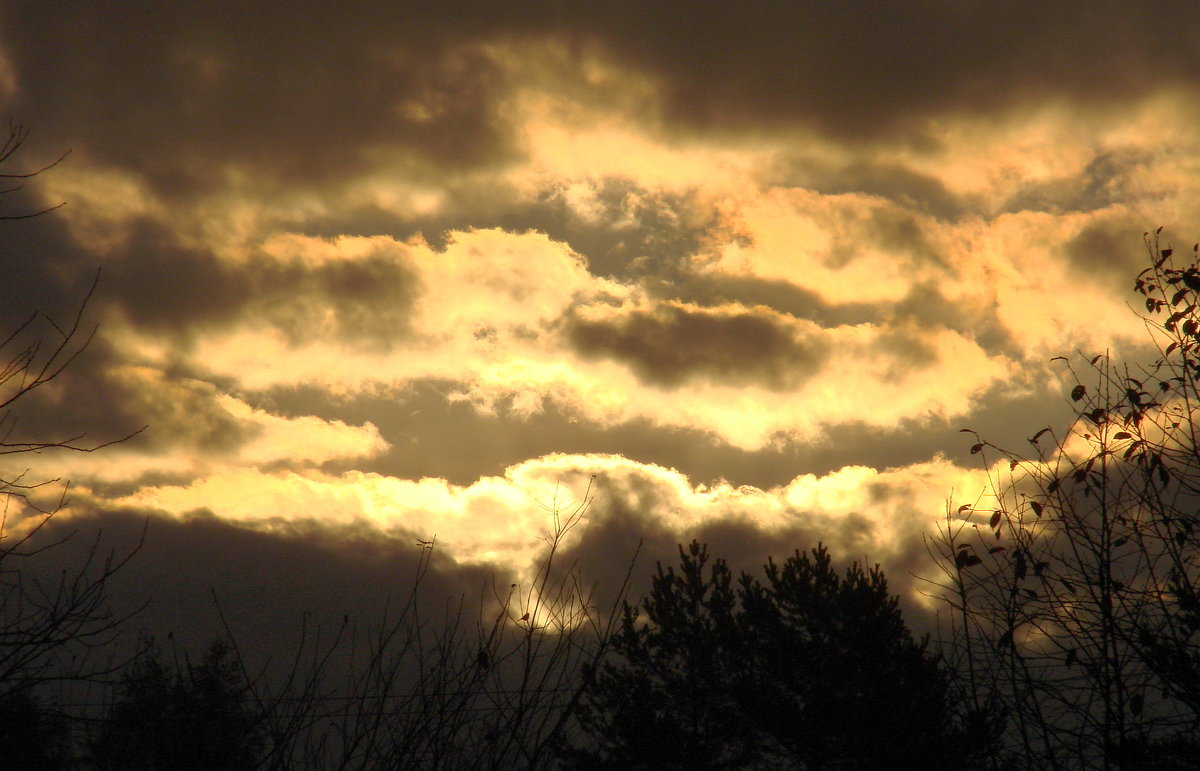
[954, 550, 982, 569]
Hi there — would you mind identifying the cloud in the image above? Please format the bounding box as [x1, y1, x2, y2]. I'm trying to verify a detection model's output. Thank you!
[565, 300, 827, 389]
[5, 0, 1200, 670]
[4, 368, 388, 506]
[84, 224, 417, 349]
[567, 2, 1200, 142]
[11, 506, 502, 672]
[6, 3, 1199, 202]
[1, 4, 527, 196]
[104, 451, 988, 601]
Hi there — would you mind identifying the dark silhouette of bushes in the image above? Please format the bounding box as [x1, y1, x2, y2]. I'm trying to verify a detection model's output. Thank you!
[566, 541, 1000, 769]
[0, 689, 71, 770]
[90, 639, 263, 771]
[928, 229, 1200, 768]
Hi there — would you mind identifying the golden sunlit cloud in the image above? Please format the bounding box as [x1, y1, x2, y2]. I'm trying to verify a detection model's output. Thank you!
[110, 452, 991, 590]
[7, 10, 1200, 623]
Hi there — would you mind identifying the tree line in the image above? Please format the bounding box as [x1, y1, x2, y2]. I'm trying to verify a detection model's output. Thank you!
[5, 124, 1200, 768]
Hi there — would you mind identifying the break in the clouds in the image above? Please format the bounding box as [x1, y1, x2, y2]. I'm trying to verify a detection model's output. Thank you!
[1, 2, 1198, 628]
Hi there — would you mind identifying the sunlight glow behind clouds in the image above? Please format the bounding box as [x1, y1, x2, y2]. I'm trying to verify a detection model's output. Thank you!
[111, 452, 991, 588]
[4, 6, 1198, 599]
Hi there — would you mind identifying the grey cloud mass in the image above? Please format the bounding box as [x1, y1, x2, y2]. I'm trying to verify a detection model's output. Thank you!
[3, 2, 1195, 195]
[577, 2, 1200, 140]
[1, 0, 1196, 693]
[766, 157, 969, 222]
[95, 220, 419, 346]
[3, 4, 520, 195]
[566, 303, 826, 389]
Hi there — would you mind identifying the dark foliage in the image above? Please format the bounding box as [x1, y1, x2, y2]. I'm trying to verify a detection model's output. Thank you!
[567, 541, 999, 770]
[90, 639, 263, 771]
[930, 230, 1200, 767]
[0, 689, 70, 770]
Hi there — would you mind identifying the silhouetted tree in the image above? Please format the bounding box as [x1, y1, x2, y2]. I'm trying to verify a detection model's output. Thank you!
[0, 688, 70, 770]
[0, 123, 146, 766]
[929, 230, 1200, 768]
[91, 638, 263, 770]
[568, 541, 997, 770]
[220, 482, 637, 770]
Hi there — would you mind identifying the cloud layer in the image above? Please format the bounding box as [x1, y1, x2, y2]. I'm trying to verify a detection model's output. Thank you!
[1, 3, 1195, 634]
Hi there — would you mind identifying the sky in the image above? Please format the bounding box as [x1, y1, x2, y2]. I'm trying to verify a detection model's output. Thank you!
[3, 2, 1200, 646]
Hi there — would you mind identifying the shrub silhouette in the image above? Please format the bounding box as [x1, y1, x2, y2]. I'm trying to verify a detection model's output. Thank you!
[567, 541, 998, 770]
[0, 689, 70, 770]
[90, 639, 263, 771]
[929, 230, 1200, 767]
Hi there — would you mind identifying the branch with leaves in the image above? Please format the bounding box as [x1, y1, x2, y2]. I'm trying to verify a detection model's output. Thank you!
[925, 229, 1200, 768]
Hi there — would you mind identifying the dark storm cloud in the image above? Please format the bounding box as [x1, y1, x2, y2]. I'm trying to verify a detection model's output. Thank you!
[766, 157, 969, 222]
[246, 251, 418, 351]
[0, 187, 95, 327]
[3, 1, 1193, 200]
[1, 213, 415, 459]
[0, 343, 248, 461]
[575, 1, 1200, 141]
[18, 507, 504, 678]
[544, 492, 678, 610]
[0, 3, 522, 196]
[866, 207, 938, 264]
[566, 303, 825, 389]
[0, 203, 146, 450]
[95, 219, 417, 347]
[0, 342, 141, 454]
[1063, 212, 1155, 291]
[3, 188, 417, 349]
[102, 219, 253, 333]
[819, 201, 945, 273]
